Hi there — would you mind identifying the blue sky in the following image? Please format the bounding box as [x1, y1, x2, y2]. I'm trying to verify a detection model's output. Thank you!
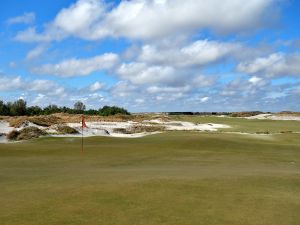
[0, 0, 300, 112]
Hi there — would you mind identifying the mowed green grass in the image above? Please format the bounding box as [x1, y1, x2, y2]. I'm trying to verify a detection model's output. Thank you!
[1, 129, 300, 224]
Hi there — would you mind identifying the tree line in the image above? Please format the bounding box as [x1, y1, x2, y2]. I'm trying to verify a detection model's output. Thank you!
[0, 99, 130, 116]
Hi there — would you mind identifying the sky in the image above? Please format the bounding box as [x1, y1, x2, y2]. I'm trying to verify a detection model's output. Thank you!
[0, 0, 300, 112]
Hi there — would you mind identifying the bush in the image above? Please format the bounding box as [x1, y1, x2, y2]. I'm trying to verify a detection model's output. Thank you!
[280, 131, 293, 134]
[99, 106, 130, 116]
[56, 126, 78, 134]
[7, 127, 47, 141]
[29, 115, 61, 127]
[255, 131, 270, 134]
[231, 111, 263, 117]
[6, 130, 20, 141]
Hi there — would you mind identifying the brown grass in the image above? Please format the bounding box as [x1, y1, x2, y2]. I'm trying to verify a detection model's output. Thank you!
[53, 113, 170, 123]
[55, 125, 78, 134]
[4, 113, 171, 128]
[7, 127, 47, 141]
[230, 112, 262, 117]
[8, 115, 62, 128]
[276, 111, 300, 116]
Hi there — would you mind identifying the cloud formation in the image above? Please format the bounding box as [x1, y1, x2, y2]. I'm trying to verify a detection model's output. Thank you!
[7, 12, 35, 25]
[0, 75, 66, 96]
[138, 40, 242, 67]
[15, 0, 277, 42]
[3, 0, 300, 112]
[32, 53, 119, 77]
[237, 53, 300, 77]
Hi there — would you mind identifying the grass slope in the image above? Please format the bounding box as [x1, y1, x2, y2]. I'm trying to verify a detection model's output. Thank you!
[0, 131, 300, 225]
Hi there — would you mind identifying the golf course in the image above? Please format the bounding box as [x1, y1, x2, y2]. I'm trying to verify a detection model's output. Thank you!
[1, 116, 299, 225]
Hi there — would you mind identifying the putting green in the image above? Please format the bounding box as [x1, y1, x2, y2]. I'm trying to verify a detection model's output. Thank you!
[1, 131, 300, 225]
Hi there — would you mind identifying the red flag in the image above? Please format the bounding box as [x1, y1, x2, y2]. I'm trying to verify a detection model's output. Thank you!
[82, 116, 87, 128]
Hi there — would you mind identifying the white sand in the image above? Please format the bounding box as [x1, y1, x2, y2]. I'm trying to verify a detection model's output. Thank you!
[247, 114, 300, 121]
[66, 120, 230, 138]
[0, 121, 14, 134]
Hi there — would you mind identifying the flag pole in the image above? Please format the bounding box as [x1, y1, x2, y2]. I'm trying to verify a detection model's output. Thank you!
[81, 115, 84, 153]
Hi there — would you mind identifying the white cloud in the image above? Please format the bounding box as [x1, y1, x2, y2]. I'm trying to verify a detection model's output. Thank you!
[147, 85, 191, 94]
[15, 0, 277, 42]
[248, 76, 265, 86]
[192, 75, 215, 88]
[32, 94, 45, 105]
[26, 45, 47, 60]
[9, 62, 17, 68]
[15, 27, 55, 42]
[27, 80, 65, 96]
[0, 75, 66, 97]
[53, 0, 105, 38]
[0, 76, 22, 91]
[116, 62, 176, 85]
[115, 61, 216, 88]
[135, 98, 145, 104]
[200, 97, 210, 103]
[138, 40, 241, 67]
[89, 81, 104, 92]
[32, 53, 119, 77]
[110, 81, 138, 97]
[87, 0, 277, 40]
[7, 12, 35, 25]
[237, 53, 300, 77]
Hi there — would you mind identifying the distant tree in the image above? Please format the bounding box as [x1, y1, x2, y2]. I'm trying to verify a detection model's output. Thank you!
[74, 101, 86, 112]
[0, 100, 10, 116]
[10, 99, 27, 116]
[99, 106, 130, 116]
[43, 104, 60, 115]
[85, 109, 98, 115]
[26, 106, 42, 116]
[0, 98, 129, 116]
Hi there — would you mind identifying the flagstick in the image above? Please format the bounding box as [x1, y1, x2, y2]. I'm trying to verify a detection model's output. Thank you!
[81, 116, 84, 153]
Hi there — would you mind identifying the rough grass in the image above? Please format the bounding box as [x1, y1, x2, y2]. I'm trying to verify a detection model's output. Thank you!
[113, 125, 165, 134]
[5, 113, 169, 127]
[6, 130, 20, 141]
[230, 111, 262, 117]
[55, 113, 170, 123]
[0, 131, 300, 225]
[8, 116, 28, 128]
[7, 127, 47, 141]
[55, 125, 78, 134]
[8, 115, 62, 128]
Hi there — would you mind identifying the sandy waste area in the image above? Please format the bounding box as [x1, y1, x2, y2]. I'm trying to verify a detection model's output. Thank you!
[0, 120, 230, 143]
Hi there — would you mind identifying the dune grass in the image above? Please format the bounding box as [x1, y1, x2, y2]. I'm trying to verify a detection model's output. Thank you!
[1, 128, 300, 225]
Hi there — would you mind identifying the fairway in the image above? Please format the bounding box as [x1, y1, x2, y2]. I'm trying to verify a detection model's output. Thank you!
[1, 130, 300, 225]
